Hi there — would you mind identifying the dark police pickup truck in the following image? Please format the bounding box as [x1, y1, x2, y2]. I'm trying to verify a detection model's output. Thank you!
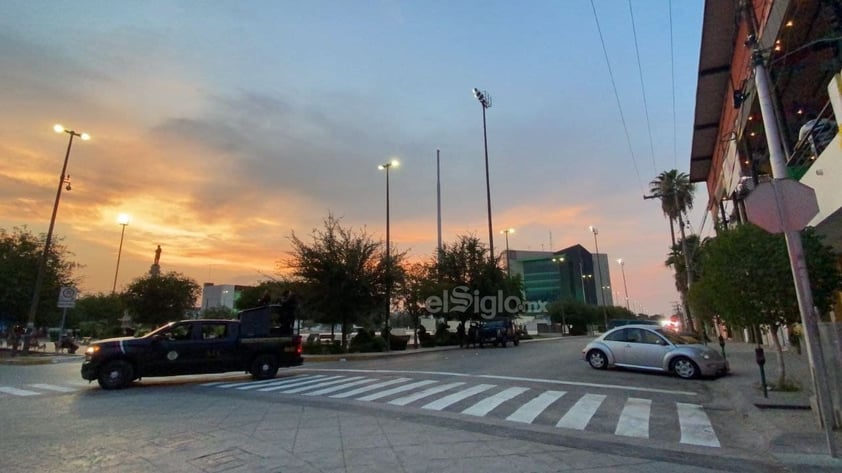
[82, 304, 302, 389]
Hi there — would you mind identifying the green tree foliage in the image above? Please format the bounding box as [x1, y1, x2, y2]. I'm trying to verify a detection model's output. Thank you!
[286, 214, 403, 346]
[235, 280, 291, 309]
[664, 234, 703, 296]
[122, 272, 201, 326]
[73, 293, 126, 338]
[430, 235, 519, 320]
[689, 224, 842, 386]
[547, 299, 637, 335]
[0, 226, 79, 327]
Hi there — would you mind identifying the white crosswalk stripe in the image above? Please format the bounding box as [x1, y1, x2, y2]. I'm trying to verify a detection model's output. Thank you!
[615, 397, 652, 438]
[304, 378, 378, 396]
[0, 386, 40, 396]
[556, 393, 605, 430]
[462, 387, 529, 417]
[677, 402, 720, 447]
[201, 374, 721, 448]
[329, 378, 412, 399]
[388, 382, 466, 406]
[258, 375, 344, 392]
[506, 390, 566, 424]
[356, 380, 438, 402]
[422, 384, 495, 411]
[278, 376, 366, 394]
[28, 384, 77, 393]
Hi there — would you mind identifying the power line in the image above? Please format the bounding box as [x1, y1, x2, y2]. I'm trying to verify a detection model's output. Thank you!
[628, 0, 658, 175]
[590, 0, 644, 194]
[669, 0, 677, 169]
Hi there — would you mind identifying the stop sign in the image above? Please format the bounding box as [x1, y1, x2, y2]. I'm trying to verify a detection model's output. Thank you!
[744, 179, 819, 233]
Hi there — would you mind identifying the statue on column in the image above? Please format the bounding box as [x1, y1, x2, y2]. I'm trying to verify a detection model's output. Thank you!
[150, 245, 162, 277]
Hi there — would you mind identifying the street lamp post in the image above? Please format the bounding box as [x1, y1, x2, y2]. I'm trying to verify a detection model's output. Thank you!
[588, 225, 609, 331]
[112, 214, 131, 294]
[26, 125, 90, 338]
[473, 88, 495, 263]
[500, 228, 514, 276]
[552, 256, 567, 334]
[617, 258, 630, 310]
[379, 159, 399, 351]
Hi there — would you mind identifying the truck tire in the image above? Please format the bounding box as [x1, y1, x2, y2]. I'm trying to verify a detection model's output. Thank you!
[250, 354, 279, 380]
[98, 359, 134, 390]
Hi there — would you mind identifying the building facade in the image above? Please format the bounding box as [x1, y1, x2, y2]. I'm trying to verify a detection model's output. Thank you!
[690, 0, 842, 255]
[201, 283, 251, 310]
[507, 245, 613, 310]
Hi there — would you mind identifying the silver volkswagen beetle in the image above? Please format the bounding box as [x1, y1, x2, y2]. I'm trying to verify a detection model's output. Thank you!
[582, 324, 728, 379]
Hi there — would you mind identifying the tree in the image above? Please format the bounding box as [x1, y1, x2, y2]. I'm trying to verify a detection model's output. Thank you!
[285, 214, 402, 347]
[431, 235, 517, 320]
[393, 262, 437, 347]
[689, 224, 842, 387]
[649, 169, 697, 330]
[200, 306, 238, 319]
[0, 226, 79, 327]
[73, 293, 126, 338]
[235, 280, 291, 309]
[122, 272, 201, 326]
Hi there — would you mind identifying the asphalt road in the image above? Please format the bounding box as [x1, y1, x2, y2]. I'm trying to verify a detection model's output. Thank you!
[0, 337, 799, 473]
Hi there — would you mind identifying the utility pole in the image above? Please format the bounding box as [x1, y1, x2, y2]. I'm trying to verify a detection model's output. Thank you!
[742, 0, 837, 456]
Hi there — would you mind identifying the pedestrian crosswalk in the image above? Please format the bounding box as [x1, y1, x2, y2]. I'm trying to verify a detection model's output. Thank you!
[0, 383, 83, 397]
[200, 374, 721, 448]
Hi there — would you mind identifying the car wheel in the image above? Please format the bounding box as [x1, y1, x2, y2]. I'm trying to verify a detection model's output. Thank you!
[97, 359, 134, 390]
[513, 338, 520, 346]
[587, 349, 608, 370]
[251, 354, 279, 380]
[671, 357, 700, 379]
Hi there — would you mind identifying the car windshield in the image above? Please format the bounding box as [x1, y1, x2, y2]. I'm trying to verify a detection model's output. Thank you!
[657, 329, 697, 345]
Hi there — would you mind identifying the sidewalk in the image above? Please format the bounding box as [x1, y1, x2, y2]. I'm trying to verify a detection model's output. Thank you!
[713, 340, 842, 469]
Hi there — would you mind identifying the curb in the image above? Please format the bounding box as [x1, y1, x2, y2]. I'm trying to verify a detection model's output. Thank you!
[303, 334, 570, 362]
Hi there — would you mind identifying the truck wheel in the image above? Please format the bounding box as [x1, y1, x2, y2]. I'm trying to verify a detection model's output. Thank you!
[250, 354, 279, 380]
[98, 359, 134, 390]
[513, 338, 520, 346]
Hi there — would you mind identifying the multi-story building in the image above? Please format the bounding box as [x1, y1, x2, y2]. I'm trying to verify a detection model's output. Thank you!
[201, 283, 251, 310]
[506, 245, 613, 310]
[690, 0, 842, 256]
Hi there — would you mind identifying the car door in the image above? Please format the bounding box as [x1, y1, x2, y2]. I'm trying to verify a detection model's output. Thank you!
[634, 328, 671, 370]
[143, 322, 200, 376]
[601, 328, 633, 365]
[196, 322, 240, 373]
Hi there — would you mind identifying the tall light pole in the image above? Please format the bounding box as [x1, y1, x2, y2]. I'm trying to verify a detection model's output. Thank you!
[500, 228, 514, 276]
[589, 225, 609, 331]
[379, 159, 399, 350]
[617, 258, 630, 310]
[26, 124, 90, 334]
[112, 214, 131, 294]
[472, 87, 494, 263]
[552, 256, 567, 335]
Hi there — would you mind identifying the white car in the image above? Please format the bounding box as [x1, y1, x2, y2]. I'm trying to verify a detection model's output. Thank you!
[582, 324, 728, 379]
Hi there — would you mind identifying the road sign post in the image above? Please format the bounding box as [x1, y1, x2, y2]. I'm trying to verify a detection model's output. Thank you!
[57, 287, 77, 344]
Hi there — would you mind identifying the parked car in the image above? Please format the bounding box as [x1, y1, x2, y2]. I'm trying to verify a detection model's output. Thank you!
[475, 318, 519, 348]
[581, 324, 727, 379]
[81, 304, 302, 390]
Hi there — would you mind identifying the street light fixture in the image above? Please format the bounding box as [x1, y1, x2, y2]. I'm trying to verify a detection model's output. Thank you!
[617, 258, 630, 310]
[473, 87, 495, 264]
[26, 124, 90, 335]
[500, 228, 514, 276]
[588, 225, 609, 331]
[112, 214, 131, 294]
[378, 159, 399, 350]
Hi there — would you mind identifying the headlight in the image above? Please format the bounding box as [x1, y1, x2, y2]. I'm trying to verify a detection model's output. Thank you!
[85, 346, 100, 356]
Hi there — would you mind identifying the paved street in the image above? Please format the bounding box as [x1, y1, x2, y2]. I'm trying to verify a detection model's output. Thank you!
[0, 337, 838, 472]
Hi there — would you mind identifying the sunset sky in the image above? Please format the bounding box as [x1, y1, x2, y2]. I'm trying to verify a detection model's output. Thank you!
[1, 1, 710, 316]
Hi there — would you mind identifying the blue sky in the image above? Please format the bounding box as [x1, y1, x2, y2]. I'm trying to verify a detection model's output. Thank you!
[0, 0, 708, 316]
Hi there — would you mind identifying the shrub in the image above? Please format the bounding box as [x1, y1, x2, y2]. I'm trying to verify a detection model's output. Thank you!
[389, 334, 410, 351]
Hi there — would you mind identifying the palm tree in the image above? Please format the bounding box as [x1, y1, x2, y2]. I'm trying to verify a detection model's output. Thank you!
[649, 170, 695, 247]
[649, 170, 697, 331]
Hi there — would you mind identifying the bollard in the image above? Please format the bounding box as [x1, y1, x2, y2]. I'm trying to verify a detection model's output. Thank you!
[755, 345, 768, 398]
[718, 334, 726, 358]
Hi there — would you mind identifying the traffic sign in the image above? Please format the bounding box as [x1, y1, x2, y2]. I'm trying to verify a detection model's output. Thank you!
[57, 286, 77, 308]
[744, 179, 819, 233]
